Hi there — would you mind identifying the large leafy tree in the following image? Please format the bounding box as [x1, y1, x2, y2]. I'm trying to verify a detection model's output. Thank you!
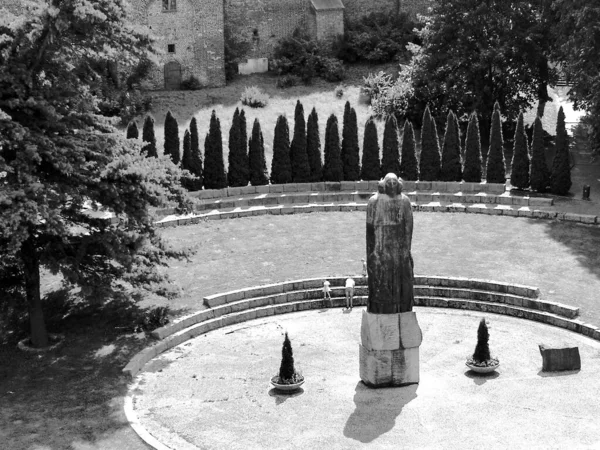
[551, 1, 600, 155]
[0, 1, 191, 348]
[407, 0, 555, 146]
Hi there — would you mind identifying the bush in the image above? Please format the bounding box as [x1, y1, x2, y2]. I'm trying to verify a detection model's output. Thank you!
[336, 12, 421, 64]
[381, 114, 401, 177]
[126, 121, 139, 139]
[510, 112, 530, 190]
[334, 84, 345, 98]
[270, 115, 292, 184]
[361, 117, 381, 180]
[341, 102, 360, 181]
[135, 306, 170, 332]
[551, 106, 572, 195]
[485, 102, 506, 183]
[249, 119, 269, 186]
[276, 74, 300, 89]
[399, 120, 419, 181]
[163, 111, 181, 165]
[323, 114, 343, 181]
[290, 101, 311, 183]
[472, 318, 491, 363]
[463, 113, 483, 182]
[306, 107, 323, 182]
[361, 71, 393, 102]
[142, 115, 157, 158]
[440, 110, 462, 182]
[419, 106, 441, 181]
[240, 86, 269, 108]
[271, 27, 345, 84]
[203, 110, 227, 189]
[530, 116, 550, 193]
[278, 332, 302, 383]
[181, 75, 203, 90]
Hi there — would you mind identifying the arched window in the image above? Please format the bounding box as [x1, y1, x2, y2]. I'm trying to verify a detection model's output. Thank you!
[162, 0, 176, 12]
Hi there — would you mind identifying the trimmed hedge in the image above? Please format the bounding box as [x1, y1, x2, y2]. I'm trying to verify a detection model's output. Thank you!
[440, 110, 462, 182]
[249, 118, 269, 186]
[419, 106, 441, 181]
[141, 115, 157, 158]
[290, 100, 311, 183]
[530, 116, 550, 193]
[399, 120, 419, 181]
[271, 115, 293, 184]
[550, 106, 572, 195]
[323, 114, 344, 182]
[164, 111, 180, 165]
[463, 113, 483, 183]
[360, 116, 381, 181]
[485, 102, 506, 183]
[307, 107, 323, 182]
[381, 114, 401, 177]
[203, 110, 227, 189]
[341, 101, 360, 181]
[510, 112, 529, 190]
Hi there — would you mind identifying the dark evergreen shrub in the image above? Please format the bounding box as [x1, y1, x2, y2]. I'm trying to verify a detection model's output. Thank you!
[381, 114, 401, 177]
[270, 115, 292, 184]
[181, 123, 203, 191]
[472, 318, 491, 363]
[463, 113, 483, 182]
[485, 102, 506, 183]
[306, 108, 323, 182]
[323, 114, 344, 182]
[341, 102, 360, 181]
[164, 111, 180, 165]
[228, 108, 249, 187]
[550, 106, 572, 195]
[510, 112, 529, 190]
[126, 121, 139, 139]
[278, 332, 297, 382]
[399, 120, 419, 181]
[440, 111, 462, 181]
[239, 109, 248, 170]
[203, 110, 227, 189]
[141, 115, 157, 157]
[360, 116, 381, 180]
[290, 100, 311, 182]
[249, 119, 269, 186]
[530, 116, 550, 193]
[419, 106, 441, 181]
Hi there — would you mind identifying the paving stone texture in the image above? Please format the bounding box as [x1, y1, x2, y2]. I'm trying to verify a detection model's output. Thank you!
[131, 307, 600, 449]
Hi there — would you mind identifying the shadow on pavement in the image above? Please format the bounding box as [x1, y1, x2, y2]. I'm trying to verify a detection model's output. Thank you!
[464, 369, 500, 385]
[343, 381, 418, 443]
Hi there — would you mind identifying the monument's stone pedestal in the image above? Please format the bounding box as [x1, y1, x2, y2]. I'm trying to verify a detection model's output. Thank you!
[359, 310, 422, 387]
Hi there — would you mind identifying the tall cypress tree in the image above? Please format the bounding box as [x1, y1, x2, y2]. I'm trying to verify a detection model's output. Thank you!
[164, 111, 180, 165]
[323, 114, 343, 182]
[550, 106, 572, 195]
[463, 112, 483, 182]
[126, 121, 139, 139]
[181, 127, 203, 191]
[360, 116, 380, 181]
[189, 116, 203, 187]
[141, 115, 157, 158]
[249, 118, 268, 186]
[530, 116, 550, 193]
[381, 114, 401, 177]
[440, 111, 462, 181]
[270, 115, 292, 184]
[341, 102, 360, 181]
[485, 102, 506, 183]
[510, 112, 530, 190]
[181, 129, 193, 190]
[400, 120, 419, 181]
[290, 100, 311, 182]
[306, 107, 323, 182]
[419, 106, 441, 181]
[228, 108, 249, 187]
[204, 110, 227, 189]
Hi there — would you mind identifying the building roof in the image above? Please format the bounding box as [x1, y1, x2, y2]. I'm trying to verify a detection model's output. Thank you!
[311, 0, 345, 11]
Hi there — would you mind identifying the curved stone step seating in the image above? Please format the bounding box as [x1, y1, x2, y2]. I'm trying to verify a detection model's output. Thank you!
[122, 276, 598, 379]
[151, 181, 600, 227]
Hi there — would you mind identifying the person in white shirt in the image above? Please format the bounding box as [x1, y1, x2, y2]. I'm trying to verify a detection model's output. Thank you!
[323, 279, 331, 300]
[345, 277, 355, 309]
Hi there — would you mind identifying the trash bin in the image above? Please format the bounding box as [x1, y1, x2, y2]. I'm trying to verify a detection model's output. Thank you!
[583, 185, 591, 200]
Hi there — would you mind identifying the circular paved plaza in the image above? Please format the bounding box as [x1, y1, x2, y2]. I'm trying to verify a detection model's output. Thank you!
[130, 307, 600, 449]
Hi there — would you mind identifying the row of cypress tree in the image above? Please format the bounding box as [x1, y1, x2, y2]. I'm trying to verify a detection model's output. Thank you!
[126, 101, 571, 194]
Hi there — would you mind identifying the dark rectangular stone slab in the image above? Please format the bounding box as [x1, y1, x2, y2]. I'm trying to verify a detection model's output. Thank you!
[539, 344, 581, 372]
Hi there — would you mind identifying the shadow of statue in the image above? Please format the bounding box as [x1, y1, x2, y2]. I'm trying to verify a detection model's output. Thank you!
[464, 369, 500, 385]
[343, 381, 418, 443]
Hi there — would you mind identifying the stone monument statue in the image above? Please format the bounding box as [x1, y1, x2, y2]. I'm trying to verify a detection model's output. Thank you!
[359, 173, 423, 388]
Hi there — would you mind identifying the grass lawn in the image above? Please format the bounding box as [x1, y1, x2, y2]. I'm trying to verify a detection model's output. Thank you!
[2, 212, 600, 449]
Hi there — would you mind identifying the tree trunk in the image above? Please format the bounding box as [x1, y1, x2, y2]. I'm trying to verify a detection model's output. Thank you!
[21, 236, 48, 348]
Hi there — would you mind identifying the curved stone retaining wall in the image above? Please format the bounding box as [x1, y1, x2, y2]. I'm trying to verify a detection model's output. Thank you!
[123, 276, 597, 379]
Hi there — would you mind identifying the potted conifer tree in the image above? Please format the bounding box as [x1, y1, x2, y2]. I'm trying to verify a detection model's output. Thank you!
[466, 318, 499, 373]
[271, 332, 304, 392]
